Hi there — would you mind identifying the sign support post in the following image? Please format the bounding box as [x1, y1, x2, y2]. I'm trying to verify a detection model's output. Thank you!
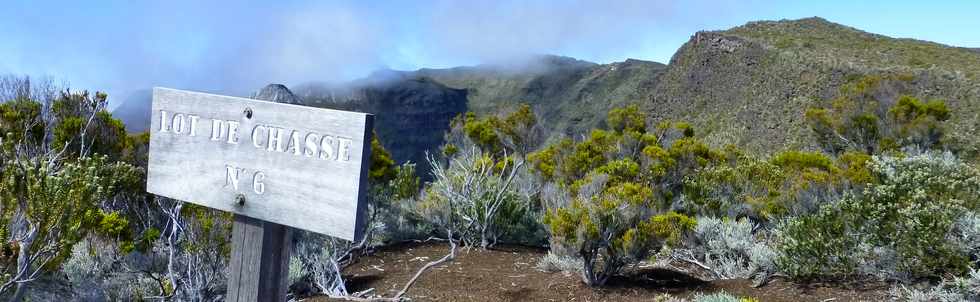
[146, 87, 372, 302]
[226, 215, 292, 302]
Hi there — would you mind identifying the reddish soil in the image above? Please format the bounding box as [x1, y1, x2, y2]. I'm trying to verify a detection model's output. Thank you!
[306, 242, 889, 302]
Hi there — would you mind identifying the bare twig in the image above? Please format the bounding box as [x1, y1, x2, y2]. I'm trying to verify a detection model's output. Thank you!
[395, 233, 457, 299]
[326, 234, 458, 302]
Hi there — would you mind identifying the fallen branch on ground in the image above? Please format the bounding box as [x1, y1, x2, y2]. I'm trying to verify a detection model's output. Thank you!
[328, 233, 459, 302]
[396, 234, 457, 298]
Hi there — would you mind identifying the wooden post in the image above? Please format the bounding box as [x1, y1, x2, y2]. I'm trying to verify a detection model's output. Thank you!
[226, 214, 293, 302]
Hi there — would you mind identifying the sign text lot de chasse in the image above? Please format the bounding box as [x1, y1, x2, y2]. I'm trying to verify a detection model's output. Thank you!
[146, 87, 372, 241]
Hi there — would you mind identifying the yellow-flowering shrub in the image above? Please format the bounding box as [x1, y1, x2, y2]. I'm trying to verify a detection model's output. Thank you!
[544, 182, 695, 286]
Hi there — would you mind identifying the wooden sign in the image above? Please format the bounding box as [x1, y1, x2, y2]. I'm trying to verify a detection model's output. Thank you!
[147, 87, 372, 241]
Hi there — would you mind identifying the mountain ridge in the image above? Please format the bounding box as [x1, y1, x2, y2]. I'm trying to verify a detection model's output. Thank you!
[114, 17, 980, 162]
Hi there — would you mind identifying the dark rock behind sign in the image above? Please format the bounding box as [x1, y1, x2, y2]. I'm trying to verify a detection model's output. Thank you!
[112, 89, 152, 132]
[293, 73, 468, 178]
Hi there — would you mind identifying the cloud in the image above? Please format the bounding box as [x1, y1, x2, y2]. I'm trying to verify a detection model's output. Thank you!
[239, 2, 391, 88]
[0, 0, 764, 108]
[413, 1, 670, 63]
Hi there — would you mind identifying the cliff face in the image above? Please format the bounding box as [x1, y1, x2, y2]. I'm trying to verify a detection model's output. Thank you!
[415, 55, 667, 136]
[290, 55, 667, 172]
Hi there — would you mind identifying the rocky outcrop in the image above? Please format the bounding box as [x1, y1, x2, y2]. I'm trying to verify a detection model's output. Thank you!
[253, 84, 302, 104]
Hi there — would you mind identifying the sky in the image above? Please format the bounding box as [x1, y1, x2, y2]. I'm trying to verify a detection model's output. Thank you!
[2, 0, 979, 109]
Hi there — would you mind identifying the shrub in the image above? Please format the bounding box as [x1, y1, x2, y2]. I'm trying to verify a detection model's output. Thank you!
[777, 151, 980, 280]
[692, 291, 758, 302]
[684, 150, 857, 221]
[461, 112, 504, 153]
[0, 155, 140, 297]
[774, 202, 858, 279]
[851, 151, 979, 278]
[531, 105, 722, 286]
[62, 238, 161, 301]
[544, 183, 696, 286]
[368, 135, 397, 183]
[290, 232, 352, 296]
[683, 156, 783, 219]
[416, 148, 530, 248]
[951, 212, 980, 260]
[805, 74, 953, 155]
[367, 162, 428, 244]
[447, 104, 544, 157]
[770, 151, 842, 214]
[889, 96, 950, 149]
[607, 104, 647, 134]
[0, 82, 158, 299]
[62, 239, 110, 300]
[890, 268, 980, 302]
[837, 151, 873, 184]
[498, 104, 544, 156]
[669, 217, 776, 281]
[536, 251, 583, 273]
[147, 201, 231, 301]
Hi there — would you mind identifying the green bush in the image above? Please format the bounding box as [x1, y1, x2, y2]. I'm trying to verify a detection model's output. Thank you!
[683, 155, 783, 219]
[684, 149, 860, 221]
[0, 99, 44, 146]
[777, 151, 980, 280]
[805, 74, 953, 155]
[775, 202, 857, 279]
[449, 104, 543, 157]
[531, 105, 722, 286]
[851, 152, 978, 277]
[0, 155, 137, 295]
[545, 187, 695, 286]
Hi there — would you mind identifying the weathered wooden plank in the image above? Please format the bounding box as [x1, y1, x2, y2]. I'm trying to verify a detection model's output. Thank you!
[147, 87, 373, 241]
[226, 215, 292, 302]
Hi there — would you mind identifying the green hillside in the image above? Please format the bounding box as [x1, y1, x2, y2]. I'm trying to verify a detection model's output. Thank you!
[650, 17, 980, 156]
[727, 17, 980, 77]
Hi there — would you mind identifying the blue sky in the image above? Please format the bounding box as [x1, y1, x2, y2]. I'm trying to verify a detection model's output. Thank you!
[2, 0, 978, 108]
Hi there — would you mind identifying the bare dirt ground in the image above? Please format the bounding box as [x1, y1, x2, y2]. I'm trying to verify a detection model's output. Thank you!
[307, 242, 890, 302]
